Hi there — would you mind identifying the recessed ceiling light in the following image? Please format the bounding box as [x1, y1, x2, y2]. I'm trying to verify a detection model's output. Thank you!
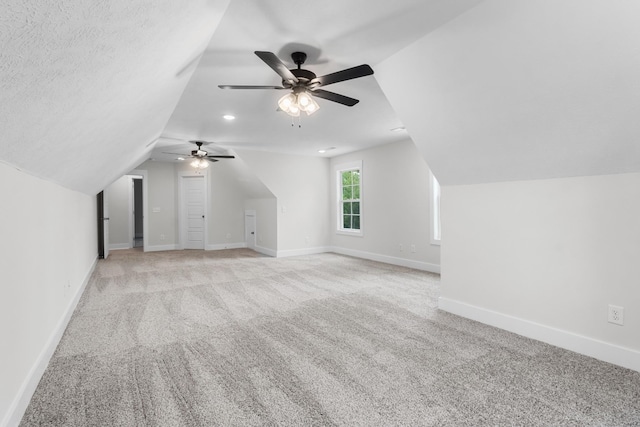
[391, 126, 406, 132]
[318, 147, 336, 154]
[223, 114, 235, 121]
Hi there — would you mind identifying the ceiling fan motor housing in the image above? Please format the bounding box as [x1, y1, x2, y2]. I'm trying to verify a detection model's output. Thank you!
[291, 51, 307, 66]
[281, 52, 316, 87]
[285, 68, 316, 86]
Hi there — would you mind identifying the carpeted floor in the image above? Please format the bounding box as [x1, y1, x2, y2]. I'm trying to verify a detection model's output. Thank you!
[21, 249, 640, 426]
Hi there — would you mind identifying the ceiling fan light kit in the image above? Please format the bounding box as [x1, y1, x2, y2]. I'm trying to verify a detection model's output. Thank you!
[219, 50, 374, 118]
[278, 88, 320, 117]
[162, 140, 235, 169]
[191, 158, 209, 169]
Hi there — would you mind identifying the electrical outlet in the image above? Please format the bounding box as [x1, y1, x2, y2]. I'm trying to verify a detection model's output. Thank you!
[160, 234, 165, 241]
[226, 233, 231, 239]
[410, 244, 416, 253]
[608, 305, 624, 326]
[399, 244, 403, 252]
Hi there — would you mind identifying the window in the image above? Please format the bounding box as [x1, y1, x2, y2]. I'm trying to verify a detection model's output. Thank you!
[336, 161, 362, 235]
[430, 171, 441, 244]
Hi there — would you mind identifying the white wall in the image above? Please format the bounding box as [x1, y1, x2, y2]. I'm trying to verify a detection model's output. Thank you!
[373, 0, 640, 372]
[204, 161, 247, 248]
[440, 173, 640, 371]
[330, 140, 440, 272]
[140, 161, 178, 249]
[235, 150, 331, 256]
[107, 175, 131, 248]
[0, 162, 97, 426]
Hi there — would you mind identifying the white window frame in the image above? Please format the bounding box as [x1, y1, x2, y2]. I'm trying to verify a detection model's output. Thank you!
[430, 171, 441, 245]
[335, 160, 363, 236]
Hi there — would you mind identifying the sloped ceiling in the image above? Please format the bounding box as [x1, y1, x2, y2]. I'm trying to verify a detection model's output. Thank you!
[155, 0, 483, 160]
[376, 0, 640, 185]
[1, 0, 484, 195]
[1, 0, 231, 195]
[14, 1, 634, 195]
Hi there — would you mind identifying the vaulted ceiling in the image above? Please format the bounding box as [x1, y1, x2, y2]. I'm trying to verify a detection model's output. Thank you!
[377, 0, 640, 185]
[3, 1, 639, 194]
[156, 0, 483, 161]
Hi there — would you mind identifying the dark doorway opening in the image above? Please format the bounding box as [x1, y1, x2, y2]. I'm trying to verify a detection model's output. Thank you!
[133, 178, 143, 248]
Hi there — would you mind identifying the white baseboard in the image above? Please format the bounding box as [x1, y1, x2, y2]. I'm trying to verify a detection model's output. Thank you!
[206, 242, 247, 251]
[146, 243, 249, 252]
[3, 257, 98, 427]
[276, 246, 331, 258]
[439, 297, 640, 373]
[144, 244, 178, 252]
[330, 247, 441, 273]
[108, 243, 130, 250]
[253, 245, 277, 257]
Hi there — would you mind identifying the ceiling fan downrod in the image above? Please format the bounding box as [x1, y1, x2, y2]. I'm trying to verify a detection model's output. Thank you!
[291, 51, 307, 69]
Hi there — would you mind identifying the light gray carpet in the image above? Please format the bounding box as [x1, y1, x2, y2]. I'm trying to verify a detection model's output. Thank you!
[21, 249, 640, 426]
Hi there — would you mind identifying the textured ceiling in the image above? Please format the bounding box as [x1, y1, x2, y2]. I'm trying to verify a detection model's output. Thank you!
[1, 0, 482, 194]
[8, 1, 635, 194]
[1, 0, 231, 194]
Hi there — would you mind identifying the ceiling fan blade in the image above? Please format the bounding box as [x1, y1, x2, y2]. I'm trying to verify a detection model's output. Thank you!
[310, 64, 374, 87]
[311, 89, 360, 107]
[207, 155, 235, 159]
[254, 51, 298, 85]
[207, 158, 219, 163]
[162, 151, 189, 156]
[218, 85, 286, 90]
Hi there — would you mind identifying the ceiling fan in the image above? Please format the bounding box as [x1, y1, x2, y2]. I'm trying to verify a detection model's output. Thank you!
[163, 140, 234, 169]
[219, 51, 374, 116]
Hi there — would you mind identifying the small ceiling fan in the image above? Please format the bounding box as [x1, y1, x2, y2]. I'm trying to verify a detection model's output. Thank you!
[219, 51, 374, 116]
[163, 140, 234, 168]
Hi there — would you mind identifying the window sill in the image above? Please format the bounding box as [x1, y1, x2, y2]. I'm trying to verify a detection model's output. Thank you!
[336, 229, 363, 237]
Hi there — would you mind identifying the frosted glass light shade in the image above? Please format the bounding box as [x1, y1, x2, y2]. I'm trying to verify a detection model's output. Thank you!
[191, 158, 209, 169]
[278, 90, 319, 117]
[278, 93, 296, 112]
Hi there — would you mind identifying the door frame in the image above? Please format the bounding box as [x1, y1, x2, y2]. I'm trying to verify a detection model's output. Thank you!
[178, 171, 208, 250]
[128, 175, 144, 248]
[97, 191, 108, 259]
[129, 169, 148, 251]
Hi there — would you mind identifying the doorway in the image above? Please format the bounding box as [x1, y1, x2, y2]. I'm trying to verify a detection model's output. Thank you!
[245, 210, 256, 250]
[97, 190, 110, 259]
[129, 169, 148, 251]
[132, 177, 143, 248]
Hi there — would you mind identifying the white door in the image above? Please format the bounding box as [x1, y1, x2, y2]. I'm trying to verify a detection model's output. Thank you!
[245, 210, 256, 250]
[182, 176, 205, 249]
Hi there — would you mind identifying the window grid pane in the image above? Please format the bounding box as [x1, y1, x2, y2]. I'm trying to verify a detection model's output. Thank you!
[339, 168, 361, 231]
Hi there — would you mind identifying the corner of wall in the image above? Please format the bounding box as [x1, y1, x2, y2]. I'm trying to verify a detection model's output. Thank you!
[3, 257, 98, 427]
